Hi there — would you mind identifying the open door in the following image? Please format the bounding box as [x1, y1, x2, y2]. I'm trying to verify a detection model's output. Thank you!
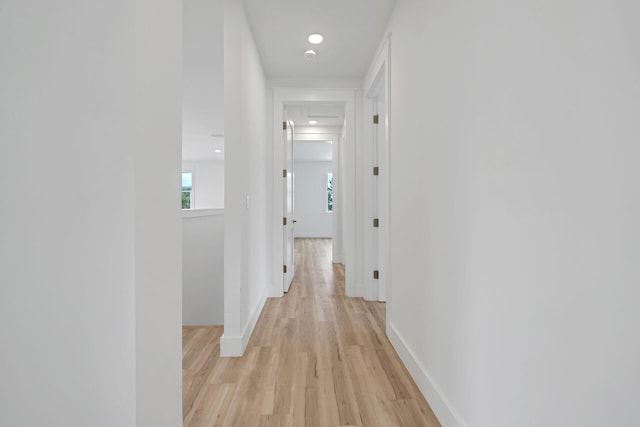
[367, 58, 389, 303]
[283, 120, 295, 292]
[374, 99, 388, 302]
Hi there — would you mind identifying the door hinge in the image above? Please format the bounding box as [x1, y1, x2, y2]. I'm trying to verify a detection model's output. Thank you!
[373, 218, 379, 228]
[283, 217, 287, 226]
[373, 114, 379, 124]
[283, 169, 287, 178]
[283, 121, 287, 130]
[373, 166, 379, 176]
[373, 270, 379, 279]
[283, 265, 287, 273]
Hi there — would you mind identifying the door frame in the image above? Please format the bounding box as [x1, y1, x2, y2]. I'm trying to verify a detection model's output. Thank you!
[293, 130, 341, 255]
[363, 34, 391, 307]
[283, 119, 295, 292]
[271, 88, 357, 298]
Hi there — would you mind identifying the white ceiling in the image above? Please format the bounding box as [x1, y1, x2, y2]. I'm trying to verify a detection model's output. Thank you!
[285, 102, 345, 128]
[242, 0, 396, 78]
[182, 0, 396, 162]
[182, 136, 225, 162]
[286, 102, 343, 162]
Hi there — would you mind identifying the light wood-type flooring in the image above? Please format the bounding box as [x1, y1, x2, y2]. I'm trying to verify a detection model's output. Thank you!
[183, 238, 440, 427]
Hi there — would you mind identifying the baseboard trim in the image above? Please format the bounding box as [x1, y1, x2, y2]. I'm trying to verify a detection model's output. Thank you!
[220, 295, 267, 357]
[386, 322, 468, 427]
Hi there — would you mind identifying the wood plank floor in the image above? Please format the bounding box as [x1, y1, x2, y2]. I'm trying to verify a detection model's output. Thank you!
[183, 238, 441, 427]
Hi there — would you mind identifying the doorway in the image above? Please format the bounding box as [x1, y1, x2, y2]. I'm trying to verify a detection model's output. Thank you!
[271, 88, 357, 298]
[282, 102, 345, 293]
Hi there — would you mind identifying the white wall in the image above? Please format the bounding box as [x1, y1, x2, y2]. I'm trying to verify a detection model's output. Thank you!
[334, 127, 347, 263]
[183, 160, 225, 208]
[183, 210, 224, 325]
[294, 160, 333, 238]
[222, 0, 271, 356]
[382, 1, 640, 426]
[134, 2, 183, 425]
[0, 1, 182, 426]
[182, 0, 224, 144]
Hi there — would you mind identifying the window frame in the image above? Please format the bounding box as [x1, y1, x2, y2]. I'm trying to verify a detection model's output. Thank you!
[182, 171, 194, 210]
[325, 170, 333, 213]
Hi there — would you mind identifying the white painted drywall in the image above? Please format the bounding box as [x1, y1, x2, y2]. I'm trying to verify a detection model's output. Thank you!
[381, 1, 640, 426]
[135, 0, 183, 425]
[293, 160, 333, 238]
[222, 0, 270, 356]
[334, 127, 347, 264]
[183, 160, 225, 209]
[268, 77, 364, 89]
[0, 1, 182, 426]
[182, 210, 224, 325]
[182, 0, 224, 146]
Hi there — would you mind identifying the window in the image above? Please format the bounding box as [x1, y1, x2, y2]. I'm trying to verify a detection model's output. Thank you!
[327, 172, 333, 212]
[182, 172, 193, 209]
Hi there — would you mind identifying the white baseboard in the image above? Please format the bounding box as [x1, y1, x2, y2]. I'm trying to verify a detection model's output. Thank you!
[220, 295, 267, 357]
[386, 322, 468, 427]
[345, 279, 365, 299]
[219, 333, 242, 357]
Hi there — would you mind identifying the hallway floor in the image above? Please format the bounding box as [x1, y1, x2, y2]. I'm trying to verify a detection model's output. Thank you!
[182, 238, 440, 426]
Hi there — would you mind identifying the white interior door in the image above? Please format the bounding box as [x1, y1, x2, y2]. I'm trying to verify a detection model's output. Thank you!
[369, 88, 388, 302]
[283, 120, 295, 292]
[364, 36, 390, 304]
[376, 99, 388, 302]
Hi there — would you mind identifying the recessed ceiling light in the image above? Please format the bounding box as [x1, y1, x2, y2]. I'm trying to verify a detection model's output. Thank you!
[308, 120, 317, 125]
[304, 50, 317, 61]
[308, 33, 324, 44]
[214, 149, 222, 153]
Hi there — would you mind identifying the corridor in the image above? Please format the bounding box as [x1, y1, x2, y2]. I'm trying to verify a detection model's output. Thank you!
[182, 238, 440, 426]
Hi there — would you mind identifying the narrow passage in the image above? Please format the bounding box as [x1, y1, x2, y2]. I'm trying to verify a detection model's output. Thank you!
[183, 238, 440, 426]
